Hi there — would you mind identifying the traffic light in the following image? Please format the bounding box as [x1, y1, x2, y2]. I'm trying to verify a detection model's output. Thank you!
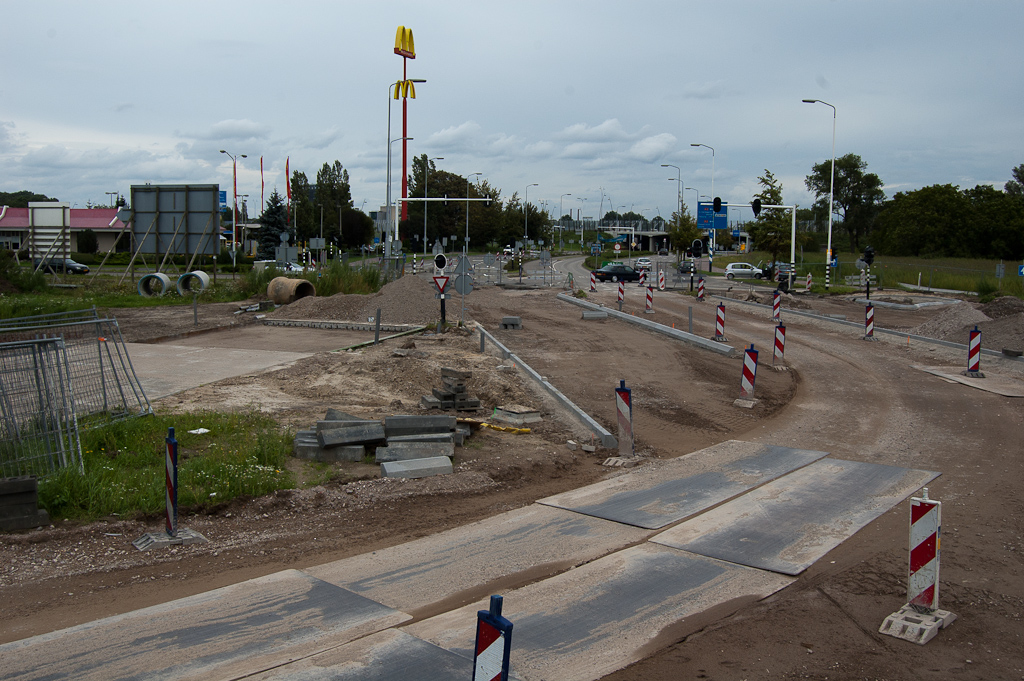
[863, 246, 875, 265]
[713, 197, 722, 212]
[752, 199, 762, 217]
[691, 239, 703, 256]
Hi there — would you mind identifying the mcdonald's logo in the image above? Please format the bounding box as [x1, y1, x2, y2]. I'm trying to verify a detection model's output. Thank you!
[394, 25, 416, 59]
[393, 79, 417, 99]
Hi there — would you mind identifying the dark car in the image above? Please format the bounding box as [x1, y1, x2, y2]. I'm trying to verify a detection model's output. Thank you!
[33, 258, 90, 274]
[678, 260, 695, 274]
[592, 264, 640, 282]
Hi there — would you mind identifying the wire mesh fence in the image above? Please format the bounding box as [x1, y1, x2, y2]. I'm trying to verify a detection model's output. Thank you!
[0, 337, 83, 478]
[0, 309, 152, 477]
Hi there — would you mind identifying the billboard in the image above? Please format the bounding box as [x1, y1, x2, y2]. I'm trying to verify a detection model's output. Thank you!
[130, 184, 221, 256]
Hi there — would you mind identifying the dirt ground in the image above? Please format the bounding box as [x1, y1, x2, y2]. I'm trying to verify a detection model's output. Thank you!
[2, 271, 1023, 680]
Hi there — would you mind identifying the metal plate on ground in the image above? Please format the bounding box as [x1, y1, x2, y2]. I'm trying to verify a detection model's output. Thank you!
[651, 458, 940, 575]
[250, 629, 472, 680]
[406, 544, 793, 681]
[537, 440, 828, 529]
[306, 504, 649, 612]
[0, 570, 409, 680]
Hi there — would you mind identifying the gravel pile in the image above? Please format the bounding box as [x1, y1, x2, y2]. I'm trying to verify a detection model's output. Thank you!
[911, 298, 1024, 351]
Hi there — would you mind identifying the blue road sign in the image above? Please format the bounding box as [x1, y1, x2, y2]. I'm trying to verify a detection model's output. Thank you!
[219, 191, 228, 208]
[1019, 265, 1024, 277]
[697, 202, 728, 231]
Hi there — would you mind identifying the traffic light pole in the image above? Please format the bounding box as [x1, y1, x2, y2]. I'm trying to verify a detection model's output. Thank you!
[723, 202, 797, 291]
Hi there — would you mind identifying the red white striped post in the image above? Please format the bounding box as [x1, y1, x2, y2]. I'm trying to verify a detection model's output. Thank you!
[740, 344, 758, 397]
[590, 271, 596, 292]
[864, 303, 876, 340]
[713, 303, 727, 341]
[658, 269, 666, 291]
[617, 280, 625, 304]
[772, 290, 781, 321]
[165, 427, 178, 538]
[806, 272, 812, 289]
[638, 270, 647, 287]
[964, 325, 983, 377]
[615, 380, 634, 458]
[645, 286, 654, 314]
[473, 595, 514, 681]
[879, 488, 957, 644]
[697, 277, 705, 301]
[773, 323, 786, 365]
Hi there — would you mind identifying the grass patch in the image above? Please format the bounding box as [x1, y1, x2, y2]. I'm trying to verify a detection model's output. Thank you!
[37, 411, 295, 521]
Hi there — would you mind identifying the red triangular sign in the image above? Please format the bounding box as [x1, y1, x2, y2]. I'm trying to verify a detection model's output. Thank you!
[433, 276, 449, 293]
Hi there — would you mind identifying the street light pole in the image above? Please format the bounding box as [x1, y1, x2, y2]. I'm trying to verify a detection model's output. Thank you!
[803, 98, 837, 290]
[661, 164, 682, 221]
[220, 149, 247, 255]
[690, 143, 715, 252]
[424, 156, 444, 255]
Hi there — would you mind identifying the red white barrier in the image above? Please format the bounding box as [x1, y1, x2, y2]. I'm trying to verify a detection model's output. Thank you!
[697, 277, 705, 301]
[658, 269, 665, 291]
[714, 303, 727, 341]
[645, 286, 654, 314]
[740, 344, 758, 397]
[165, 427, 178, 538]
[879, 489, 957, 645]
[772, 290, 781, 321]
[964, 325, 983, 376]
[773, 323, 786, 365]
[590, 271, 597, 292]
[617, 280, 625, 303]
[864, 303, 875, 340]
[638, 270, 647, 287]
[806, 272, 812, 289]
[473, 595, 513, 681]
[615, 380, 634, 458]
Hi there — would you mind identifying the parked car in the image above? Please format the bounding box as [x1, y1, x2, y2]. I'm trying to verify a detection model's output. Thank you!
[657, 248, 669, 256]
[592, 264, 641, 282]
[634, 257, 653, 271]
[724, 262, 763, 280]
[678, 260, 695, 274]
[33, 257, 90, 274]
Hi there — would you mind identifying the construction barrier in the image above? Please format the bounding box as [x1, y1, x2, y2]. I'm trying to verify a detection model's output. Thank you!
[474, 595, 514, 681]
[617, 281, 625, 304]
[638, 270, 647, 287]
[772, 290, 781, 321]
[864, 303, 875, 340]
[773, 323, 786, 365]
[590, 271, 597, 292]
[165, 427, 178, 538]
[740, 345, 758, 397]
[714, 303, 727, 341]
[964, 326, 983, 376]
[658, 270, 666, 290]
[645, 286, 654, 314]
[615, 380, 634, 458]
[879, 489, 957, 644]
[697, 277, 705, 301]
[806, 272, 812, 289]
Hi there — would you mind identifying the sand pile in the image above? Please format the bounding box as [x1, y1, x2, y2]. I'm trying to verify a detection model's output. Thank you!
[266, 275, 441, 325]
[911, 297, 1024, 351]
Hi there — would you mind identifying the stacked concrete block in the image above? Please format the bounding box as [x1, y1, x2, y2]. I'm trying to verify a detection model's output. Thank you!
[381, 456, 454, 479]
[0, 476, 50, 532]
[501, 316, 523, 329]
[384, 415, 457, 437]
[316, 422, 386, 449]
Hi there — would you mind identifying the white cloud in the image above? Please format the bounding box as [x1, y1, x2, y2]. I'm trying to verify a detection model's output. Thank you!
[629, 134, 677, 163]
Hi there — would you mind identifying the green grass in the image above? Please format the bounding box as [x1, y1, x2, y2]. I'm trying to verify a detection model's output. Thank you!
[37, 411, 295, 521]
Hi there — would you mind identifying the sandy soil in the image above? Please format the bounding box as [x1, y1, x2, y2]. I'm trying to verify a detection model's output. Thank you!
[2, 273, 1024, 680]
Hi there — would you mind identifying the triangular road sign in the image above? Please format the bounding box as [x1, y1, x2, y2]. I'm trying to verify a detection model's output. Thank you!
[433, 275, 450, 293]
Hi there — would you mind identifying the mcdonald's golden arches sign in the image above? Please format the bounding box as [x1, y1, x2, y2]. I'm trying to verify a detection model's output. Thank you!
[394, 26, 415, 59]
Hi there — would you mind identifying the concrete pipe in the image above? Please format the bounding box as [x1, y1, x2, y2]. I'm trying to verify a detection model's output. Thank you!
[268, 276, 316, 305]
[176, 270, 211, 296]
[137, 272, 172, 297]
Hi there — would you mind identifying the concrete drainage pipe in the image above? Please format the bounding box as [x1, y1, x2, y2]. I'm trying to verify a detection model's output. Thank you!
[137, 272, 172, 297]
[176, 270, 211, 296]
[267, 276, 316, 305]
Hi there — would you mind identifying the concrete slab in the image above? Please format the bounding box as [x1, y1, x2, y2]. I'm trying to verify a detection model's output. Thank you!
[383, 414, 456, 437]
[375, 440, 456, 462]
[651, 458, 940, 575]
[0, 569, 408, 681]
[305, 504, 649, 613]
[380, 456, 453, 479]
[249, 629, 472, 680]
[318, 422, 387, 448]
[125, 342, 315, 399]
[912, 365, 1024, 397]
[406, 544, 793, 681]
[538, 440, 828, 529]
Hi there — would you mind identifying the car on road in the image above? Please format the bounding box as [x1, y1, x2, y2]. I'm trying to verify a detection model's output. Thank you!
[33, 257, 90, 274]
[678, 260, 695, 274]
[634, 257, 653, 271]
[592, 264, 641, 282]
[724, 262, 763, 280]
[657, 248, 669, 256]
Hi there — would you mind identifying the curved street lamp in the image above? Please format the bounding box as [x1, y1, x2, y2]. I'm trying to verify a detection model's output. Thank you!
[661, 164, 682, 220]
[803, 98, 837, 289]
[220, 149, 247, 251]
[689, 143, 714, 200]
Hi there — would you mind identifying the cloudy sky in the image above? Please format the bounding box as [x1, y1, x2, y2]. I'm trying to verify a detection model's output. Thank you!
[2, 0, 1021, 223]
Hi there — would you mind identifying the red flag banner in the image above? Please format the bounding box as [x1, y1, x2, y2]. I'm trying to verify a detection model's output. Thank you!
[260, 156, 265, 211]
[285, 157, 291, 224]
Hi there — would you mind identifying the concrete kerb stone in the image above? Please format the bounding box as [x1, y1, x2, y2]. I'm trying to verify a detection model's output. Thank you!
[476, 324, 618, 449]
[262, 319, 421, 333]
[381, 456, 454, 479]
[557, 293, 737, 357]
[317, 422, 387, 449]
[852, 297, 959, 311]
[375, 440, 456, 463]
[713, 294, 1024, 364]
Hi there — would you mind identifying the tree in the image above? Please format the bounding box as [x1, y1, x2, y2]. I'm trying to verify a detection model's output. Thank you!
[666, 204, 700, 255]
[805, 153, 885, 252]
[289, 171, 316, 242]
[77, 228, 98, 254]
[748, 169, 789, 265]
[255, 190, 290, 259]
[0, 190, 57, 207]
[315, 161, 353, 242]
[1005, 164, 1024, 198]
